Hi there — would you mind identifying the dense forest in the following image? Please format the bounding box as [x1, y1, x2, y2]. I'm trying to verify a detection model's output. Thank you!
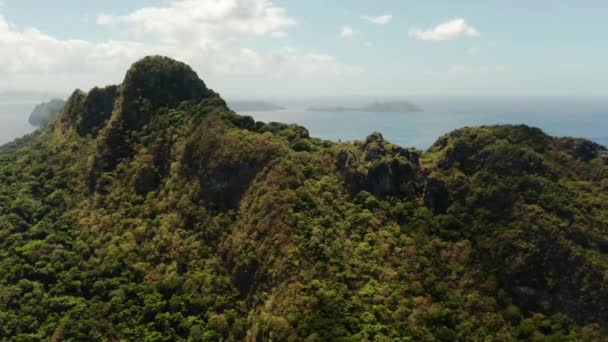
[0, 56, 607, 341]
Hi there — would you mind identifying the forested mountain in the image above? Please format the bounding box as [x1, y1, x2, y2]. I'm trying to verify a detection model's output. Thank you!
[0, 56, 607, 341]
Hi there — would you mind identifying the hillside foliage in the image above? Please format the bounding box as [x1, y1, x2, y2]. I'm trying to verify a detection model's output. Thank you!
[0, 56, 607, 341]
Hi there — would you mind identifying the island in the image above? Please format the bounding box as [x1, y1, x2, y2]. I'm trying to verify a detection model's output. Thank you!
[307, 100, 422, 113]
[2, 56, 607, 341]
[228, 101, 285, 112]
[28, 98, 66, 127]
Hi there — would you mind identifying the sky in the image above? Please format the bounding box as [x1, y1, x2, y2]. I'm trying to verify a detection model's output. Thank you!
[1, 0, 607, 99]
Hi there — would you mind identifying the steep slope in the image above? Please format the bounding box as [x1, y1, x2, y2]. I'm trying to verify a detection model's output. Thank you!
[0, 56, 606, 341]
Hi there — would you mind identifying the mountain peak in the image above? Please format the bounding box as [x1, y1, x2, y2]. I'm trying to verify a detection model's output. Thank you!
[120, 56, 212, 130]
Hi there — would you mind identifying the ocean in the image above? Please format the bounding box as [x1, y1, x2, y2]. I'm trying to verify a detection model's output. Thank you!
[0, 101, 39, 145]
[246, 96, 608, 150]
[1, 96, 607, 149]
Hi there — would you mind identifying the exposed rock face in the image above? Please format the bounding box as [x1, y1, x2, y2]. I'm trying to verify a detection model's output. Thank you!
[28, 98, 66, 127]
[363, 132, 387, 162]
[336, 150, 358, 169]
[337, 132, 420, 198]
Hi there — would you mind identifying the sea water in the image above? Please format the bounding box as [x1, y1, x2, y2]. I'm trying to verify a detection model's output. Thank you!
[0, 101, 38, 145]
[246, 96, 608, 150]
[1, 96, 607, 150]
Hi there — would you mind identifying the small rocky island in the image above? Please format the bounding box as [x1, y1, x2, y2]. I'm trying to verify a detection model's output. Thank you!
[228, 101, 285, 112]
[307, 100, 422, 113]
[28, 98, 66, 127]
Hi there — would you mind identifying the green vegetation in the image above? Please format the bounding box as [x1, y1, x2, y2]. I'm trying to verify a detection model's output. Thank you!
[0, 56, 607, 341]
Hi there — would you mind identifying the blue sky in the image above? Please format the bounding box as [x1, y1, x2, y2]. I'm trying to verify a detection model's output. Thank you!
[1, 0, 607, 98]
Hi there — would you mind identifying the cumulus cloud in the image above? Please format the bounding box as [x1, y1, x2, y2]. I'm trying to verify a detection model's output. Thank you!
[0, 13, 146, 75]
[361, 15, 392, 25]
[97, 0, 296, 48]
[95, 14, 115, 25]
[270, 31, 287, 39]
[409, 18, 479, 41]
[218, 47, 363, 77]
[340, 26, 355, 39]
[0, 2, 360, 95]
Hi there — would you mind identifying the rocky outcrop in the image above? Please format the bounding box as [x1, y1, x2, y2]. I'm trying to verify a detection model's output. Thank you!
[58, 86, 118, 137]
[337, 132, 420, 198]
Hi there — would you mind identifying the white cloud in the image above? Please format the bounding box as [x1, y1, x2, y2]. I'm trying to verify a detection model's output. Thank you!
[0, 13, 141, 75]
[270, 31, 287, 39]
[97, 0, 296, 48]
[96, 14, 115, 25]
[340, 26, 355, 39]
[0, 3, 360, 96]
[409, 18, 479, 41]
[468, 47, 481, 55]
[361, 15, 392, 25]
[217, 47, 363, 77]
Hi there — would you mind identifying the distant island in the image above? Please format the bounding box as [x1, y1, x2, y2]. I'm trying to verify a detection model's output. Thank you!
[28, 98, 65, 127]
[228, 101, 285, 112]
[307, 100, 422, 113]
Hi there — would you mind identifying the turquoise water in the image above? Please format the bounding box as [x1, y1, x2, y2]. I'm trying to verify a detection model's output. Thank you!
[246, 97, 608, 150]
